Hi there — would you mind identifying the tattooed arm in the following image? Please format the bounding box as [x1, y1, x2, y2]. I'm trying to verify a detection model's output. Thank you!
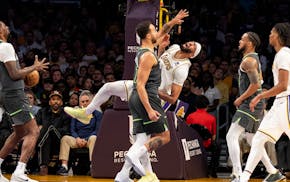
[234, 57, 261, 107]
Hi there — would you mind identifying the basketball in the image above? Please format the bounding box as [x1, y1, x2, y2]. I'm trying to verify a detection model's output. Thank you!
[24, 70, 40, 88]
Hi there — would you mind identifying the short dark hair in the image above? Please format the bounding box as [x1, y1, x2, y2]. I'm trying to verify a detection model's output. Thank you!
[136, 21, 152, 40]
[247, 32, 261, 48]
[273, 22, 290, 47]
[195, 95, 209, 109]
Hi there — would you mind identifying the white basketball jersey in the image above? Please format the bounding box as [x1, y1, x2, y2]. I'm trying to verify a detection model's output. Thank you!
[158, 44, 191, 94]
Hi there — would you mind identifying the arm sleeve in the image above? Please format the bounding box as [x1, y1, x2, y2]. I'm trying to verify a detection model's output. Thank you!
[0, 43, 17, 63]
[277, 50, 290, 71]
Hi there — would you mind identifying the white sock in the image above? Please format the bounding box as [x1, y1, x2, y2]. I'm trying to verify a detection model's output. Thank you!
[116, 160, 132, 179]
[140, 152, 153, 173]
[139, 145, 147, 156]
[226, 122, 244, 176]
[244, 133, 277, 174]
[240, 170, 251, 182]
[0, 158, 4, 166]
[243, 132, 269, 179]
[127, 133, 148, 159]
[62, 164, 68, 170]
[0, 158, 3, 174]
[14, 162, 26, 174]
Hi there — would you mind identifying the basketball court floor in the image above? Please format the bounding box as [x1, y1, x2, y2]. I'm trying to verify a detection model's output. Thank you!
[1, 174, 289, 182]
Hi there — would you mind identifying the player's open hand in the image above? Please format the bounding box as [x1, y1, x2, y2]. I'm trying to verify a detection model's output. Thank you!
[34, 55, 49, 71]
[172, 9, 189, 25]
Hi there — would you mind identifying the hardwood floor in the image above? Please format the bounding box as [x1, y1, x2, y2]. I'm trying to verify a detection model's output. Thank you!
[2, 174, 289, 182]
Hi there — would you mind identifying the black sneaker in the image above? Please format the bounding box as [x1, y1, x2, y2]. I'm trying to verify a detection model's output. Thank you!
[56, 166, 68, 176]
[230, 174, 239, 182]
[263, 171, 286, 182]
[129, 167, 141, 180]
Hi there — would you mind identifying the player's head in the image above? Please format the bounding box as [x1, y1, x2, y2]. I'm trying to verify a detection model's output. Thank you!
[180, 41, 201, 59]
[195, 95, 209, 109]
[238, 32, 260, 53]
[135, 20, 157, 45]
[270, 22, 290, 47]
[0, 21, 10, 40]
[247, 32, 261, 48]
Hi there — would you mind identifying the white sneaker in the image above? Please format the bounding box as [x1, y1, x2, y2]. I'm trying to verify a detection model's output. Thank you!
[0, 173, 9, 182]
[138, 172, 159, 182]
[10, 173, 38, 182]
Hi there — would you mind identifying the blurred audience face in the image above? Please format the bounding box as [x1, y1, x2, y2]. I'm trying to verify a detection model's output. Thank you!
[105, 73, 116, 82]
[26, 92, 36, 106]
[92, 69, 103, 82]
[82, 77, 93, 90]
[49, 95, 63, 112]
[79, 94, 91, 107]
[51, 70, 62, 83]
[68, 93, 79, 107]
[214, 68, 224, 80]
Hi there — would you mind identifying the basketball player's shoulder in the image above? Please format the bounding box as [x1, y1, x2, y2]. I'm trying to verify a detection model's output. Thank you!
[0, 42, 13, 51]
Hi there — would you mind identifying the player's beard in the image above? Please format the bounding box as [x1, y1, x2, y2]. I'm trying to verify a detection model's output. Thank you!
[238, 45, 246, 55]
[151, 36, 157, 44]
[180, 44, 192, 53]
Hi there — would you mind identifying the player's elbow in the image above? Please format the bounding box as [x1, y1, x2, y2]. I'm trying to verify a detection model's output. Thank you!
[9, 72, 21, 80]
[168, 96, 179, 104]
[280, 83, 288, 92]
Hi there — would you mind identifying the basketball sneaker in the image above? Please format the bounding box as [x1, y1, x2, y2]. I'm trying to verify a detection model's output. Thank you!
[114, 171, 133, 182]
[10, 172, 38, 182]
[64, 107, 92, 124]
[0, 173, 9, 182]
[230, 173, 239, 182]
[137, 172, 159, 182]
[129, 167, 141, 180]
[263, 171, 286, 182]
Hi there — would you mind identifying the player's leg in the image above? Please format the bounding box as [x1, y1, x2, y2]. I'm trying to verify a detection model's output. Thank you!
[226, 122, 245, 179]
[86, 80, 133, 114]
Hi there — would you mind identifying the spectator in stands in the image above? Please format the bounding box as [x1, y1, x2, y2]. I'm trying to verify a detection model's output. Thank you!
[78, 65, 88, 77]
[104, 73, 116, 83]
[199, 71, 221, 116]
[35, 90, 70, 175]
[213, 68, 229, 105]
[25, 89, 41, 116]
[65, 73, 80, 96]
[178, 78, 197, 118]
[81, 41, 98, 64]
[186, 95, 220, 178]
[66, 92, 79, 107]
[91, 69, 104, 93]
[57, 90, 102, 175]
[81, 77, 94, 92]
[51, 69, 63, 85]
[39, 78, 54, 107]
